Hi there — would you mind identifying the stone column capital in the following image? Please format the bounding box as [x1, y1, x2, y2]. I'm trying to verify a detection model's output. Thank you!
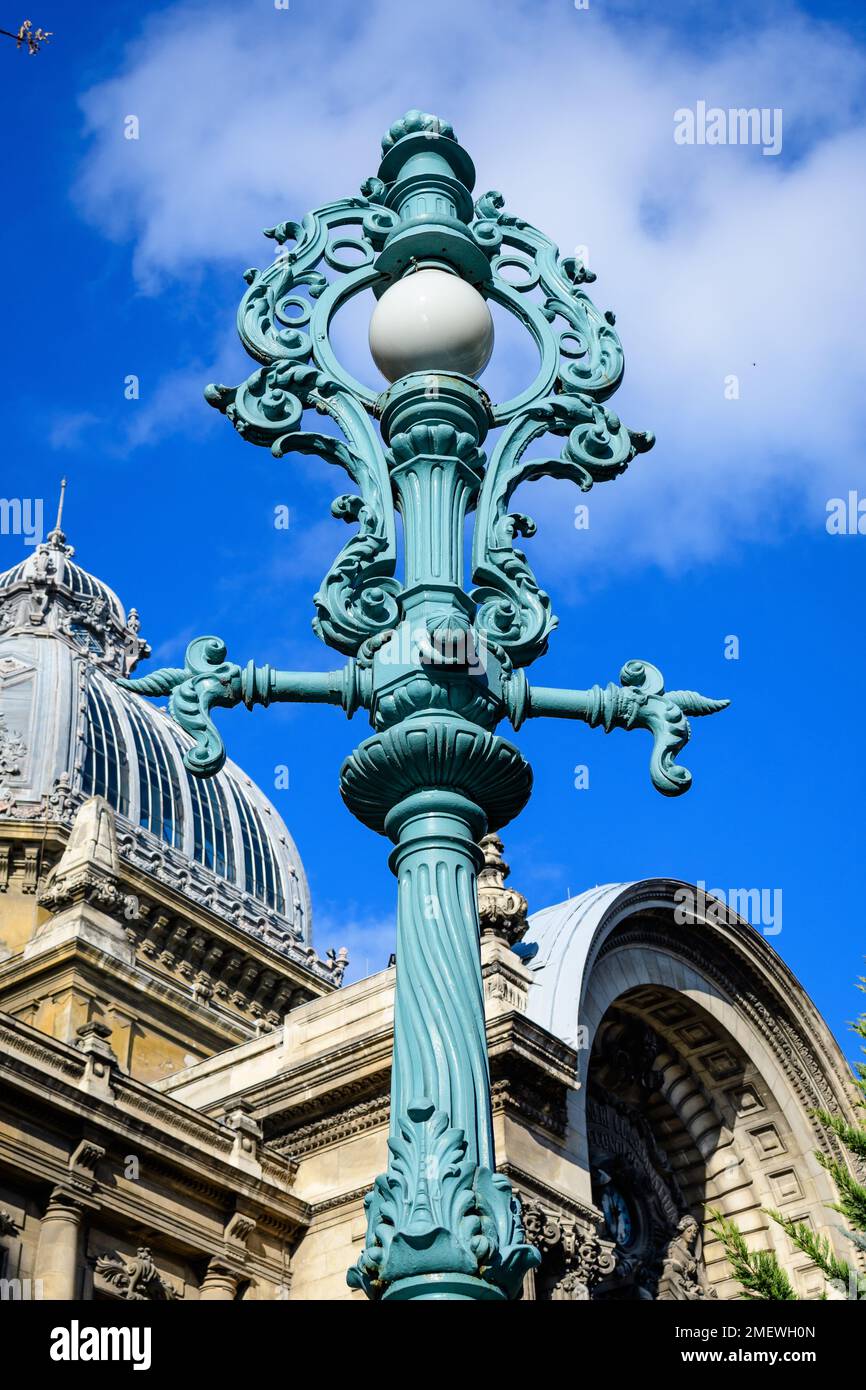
[200, 1257, 241, 1301]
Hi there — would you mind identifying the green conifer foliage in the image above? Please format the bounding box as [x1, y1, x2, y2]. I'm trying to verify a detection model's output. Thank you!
[712, 976, 866, 1300]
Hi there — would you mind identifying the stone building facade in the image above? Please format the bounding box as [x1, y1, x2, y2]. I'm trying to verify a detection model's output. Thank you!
[0, 527, 861, 1301]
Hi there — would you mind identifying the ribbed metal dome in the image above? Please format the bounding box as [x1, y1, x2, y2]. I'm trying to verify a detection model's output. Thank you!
[0, 529, 312, 949]
[0, 548, 126, 623]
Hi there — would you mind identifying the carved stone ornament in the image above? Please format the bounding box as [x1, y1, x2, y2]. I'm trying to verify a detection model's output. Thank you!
[657, 1214, 717, 1301]
[38, 796, 138, 920]
[477, 832, 528, 944]
[94, 1247, 176, 1301]
[587, 1091, 717, 1301]
[0, 508, 151, 678]
[0, 1210, 19, 1237]
[0, 713, 26, 807]
[522, 1200, 616, 1300]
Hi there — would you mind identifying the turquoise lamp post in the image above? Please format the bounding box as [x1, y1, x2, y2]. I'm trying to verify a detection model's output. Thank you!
[121, 110, 728, 1302]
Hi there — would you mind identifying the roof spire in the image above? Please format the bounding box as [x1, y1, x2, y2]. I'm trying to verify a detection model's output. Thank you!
[47, 478, 71, 551]
[55, 477, 67, 532]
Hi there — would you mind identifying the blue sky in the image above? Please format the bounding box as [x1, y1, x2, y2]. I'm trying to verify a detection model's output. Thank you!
[1, 0, 864, 1058]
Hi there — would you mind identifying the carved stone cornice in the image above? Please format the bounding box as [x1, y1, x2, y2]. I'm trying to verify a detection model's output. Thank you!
[113, 816, 326, 971]
[500, 1165, 601, 1231]
[25, 800, 329, 1034]
[274, 1042, 573, 1156]
[490, 1065, 568, 1139]
[0, 1013, 304, 1220]
[310, 1183, 376, 1217]
[2, 778, 338, 990]
[274, 1093, 390, 1159]
[229, 1022, 395, 1137]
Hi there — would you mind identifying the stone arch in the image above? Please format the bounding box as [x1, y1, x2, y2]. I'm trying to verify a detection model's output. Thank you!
[526, 879, 863, 1299]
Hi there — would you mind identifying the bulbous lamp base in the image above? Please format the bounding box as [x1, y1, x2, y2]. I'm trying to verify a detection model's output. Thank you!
[382, 1274, 508, 1301]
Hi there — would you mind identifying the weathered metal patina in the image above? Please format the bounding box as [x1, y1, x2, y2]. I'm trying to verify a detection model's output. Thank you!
[121, 110, 728, 1302]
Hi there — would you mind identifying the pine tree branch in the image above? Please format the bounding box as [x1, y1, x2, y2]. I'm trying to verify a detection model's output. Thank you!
[767, 1209, 851, 1285]
[811, 1107, 866, 1161]
[814, 1152, 866, 1232]
[709, 1209, 797, 1301]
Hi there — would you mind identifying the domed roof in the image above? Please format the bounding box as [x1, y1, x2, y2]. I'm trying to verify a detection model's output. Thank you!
[0, 544, 126, 626]
[524, 884, 634, 1047]
[0, 524, 313, 954]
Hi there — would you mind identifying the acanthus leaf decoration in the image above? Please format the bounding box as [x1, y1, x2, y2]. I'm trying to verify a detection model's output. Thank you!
[345, 1097, 539, 1299]
[474, 1165, 541, 1299]
[94, 1247, 176, 1302]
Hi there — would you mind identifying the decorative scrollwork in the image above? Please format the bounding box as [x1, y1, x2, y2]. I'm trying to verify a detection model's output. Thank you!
[206, 362, 319, 449]
[314, 492, 401, 654]
[206, 365, 401, 656]
[586, 659, 729, 797]
[520, 660, 730, 797]
[472, 190, 625, 420]
[472, 397, 654, 666]
[120, 636, 241, 777]
[239, 196, 395, 369]
[203, 188, 405, 658]
[117, 110, 731, 1307]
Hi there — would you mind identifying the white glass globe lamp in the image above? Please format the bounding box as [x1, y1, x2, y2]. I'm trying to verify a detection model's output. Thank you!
[369, 266, 494, 382]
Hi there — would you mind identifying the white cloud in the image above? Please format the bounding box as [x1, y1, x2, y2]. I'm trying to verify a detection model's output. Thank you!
[312, 902, 395, 984]
[49, 411, 101, 451]
[73, 0, 866, 570]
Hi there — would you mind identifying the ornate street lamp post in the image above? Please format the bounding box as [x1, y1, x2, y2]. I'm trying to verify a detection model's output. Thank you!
[122, 109, 728, 1302]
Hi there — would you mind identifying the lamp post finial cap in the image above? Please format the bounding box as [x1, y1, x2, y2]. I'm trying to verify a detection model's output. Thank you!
[381, 109, 456, 155]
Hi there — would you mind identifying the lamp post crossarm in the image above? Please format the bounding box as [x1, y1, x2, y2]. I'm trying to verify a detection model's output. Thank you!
[119, 635, 369, 776]
[504, 659, 729, 797]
